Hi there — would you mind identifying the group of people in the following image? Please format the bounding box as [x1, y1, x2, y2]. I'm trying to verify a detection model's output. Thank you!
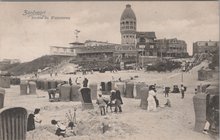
[96, 87, 123, 116]
[148, 84, 177, 111]
[69, 77, 89, 87]
[163, 84, 186, 99]
[27, 108, 77, 137]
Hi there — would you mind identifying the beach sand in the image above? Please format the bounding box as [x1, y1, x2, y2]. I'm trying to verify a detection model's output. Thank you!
[3, 61, 218, 140]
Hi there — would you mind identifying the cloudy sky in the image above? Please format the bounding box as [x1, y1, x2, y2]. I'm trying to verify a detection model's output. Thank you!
[0, 1, 219, 62]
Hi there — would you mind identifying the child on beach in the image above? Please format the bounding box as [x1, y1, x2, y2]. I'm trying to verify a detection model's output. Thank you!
[51, 120, 67, 137]
[96, 94, 106, 116]
[164, 99, 171, 107]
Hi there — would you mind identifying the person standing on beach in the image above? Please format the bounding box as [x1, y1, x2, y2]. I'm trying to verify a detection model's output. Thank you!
[180, 84, 185, 99]
[164, 87, 170, 97]
[152, 85, 159, 107]
[83, 78, 88, 87]
[115, 88, 123, 113]
[147, 85, 157, 111]
[96, 94, 106, 116]
[69, 77, 72, 86]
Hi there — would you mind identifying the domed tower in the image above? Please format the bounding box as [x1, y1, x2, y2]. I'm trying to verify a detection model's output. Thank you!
[120, 4, 137, 45]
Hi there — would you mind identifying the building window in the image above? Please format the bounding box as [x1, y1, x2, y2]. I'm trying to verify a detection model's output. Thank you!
[150, 45, 154, 49]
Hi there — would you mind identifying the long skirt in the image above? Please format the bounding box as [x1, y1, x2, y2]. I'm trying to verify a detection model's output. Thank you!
[147, 96, 156, 111]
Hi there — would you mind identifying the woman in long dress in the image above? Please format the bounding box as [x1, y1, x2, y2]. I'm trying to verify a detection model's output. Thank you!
[147, 85, 157, 111]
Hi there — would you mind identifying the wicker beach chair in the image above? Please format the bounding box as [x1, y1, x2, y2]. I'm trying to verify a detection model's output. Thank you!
[0, 107, 27, 140]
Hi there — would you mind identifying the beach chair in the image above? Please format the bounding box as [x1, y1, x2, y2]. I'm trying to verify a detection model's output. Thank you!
[0, 107, 27, 140]
[80, 87, 94, 110]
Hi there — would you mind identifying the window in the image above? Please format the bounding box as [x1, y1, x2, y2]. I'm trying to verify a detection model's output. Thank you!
[140, 37, 145, 43]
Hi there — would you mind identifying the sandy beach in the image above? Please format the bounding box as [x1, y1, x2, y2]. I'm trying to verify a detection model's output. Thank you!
[2, 61, 218, 140]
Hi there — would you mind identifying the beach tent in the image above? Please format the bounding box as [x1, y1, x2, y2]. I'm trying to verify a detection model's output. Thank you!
[140, 87, 149, 110]
[198, 69, 213, 81]
[193, 93, 207, 132]
[48, 80, 56, 89]
[28, 81, 36, 94]
[125, 82, 134, 98]
[0, 107, 27, 140]
[89, 83, 98, 100]
[60, 84, 71, 101]
[0, 88, 5, 109]
[0, 76, 10, 88]
[115, 82, 126, 97]
[135, 82, 147, 99]
[20, 81, 28, 95]
[10, 77, 20, 85]
[70, 84, 81, 101]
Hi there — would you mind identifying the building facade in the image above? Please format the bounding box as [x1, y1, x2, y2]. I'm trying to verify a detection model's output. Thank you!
[155, 38, 188, 58]
[136, 32, 157, 56]
[50, 4, 189, 67]
[193, 41, 219, 55]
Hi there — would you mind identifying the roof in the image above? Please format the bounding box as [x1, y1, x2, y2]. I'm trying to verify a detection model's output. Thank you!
[120, 4, 136, 20]
[136, 32, 156, 39]
[77, 45, 115, 54]
[85, 40, 108, 44]
[115, 45, 137, 51]
[69, 42, 84, 45]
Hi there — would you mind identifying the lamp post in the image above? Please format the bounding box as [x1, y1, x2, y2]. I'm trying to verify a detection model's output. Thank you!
[181, 61, 186, 83]
[139, 45, 145, 69]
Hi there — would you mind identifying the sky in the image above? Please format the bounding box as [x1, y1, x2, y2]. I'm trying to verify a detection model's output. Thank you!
[0, 1, 219, 62]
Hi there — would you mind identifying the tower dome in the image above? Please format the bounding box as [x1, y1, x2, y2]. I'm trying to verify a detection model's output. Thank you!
[120, 4, 136, 21]
[120, 4, 137, 45]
